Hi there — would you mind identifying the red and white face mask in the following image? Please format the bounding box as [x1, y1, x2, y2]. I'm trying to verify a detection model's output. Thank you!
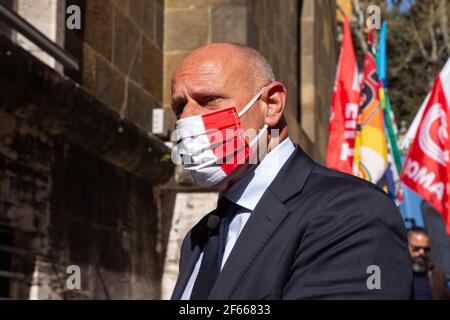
[176, 88, 267, 187]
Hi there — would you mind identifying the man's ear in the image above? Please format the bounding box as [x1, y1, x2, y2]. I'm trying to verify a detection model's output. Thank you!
[261, 82, 286, 127]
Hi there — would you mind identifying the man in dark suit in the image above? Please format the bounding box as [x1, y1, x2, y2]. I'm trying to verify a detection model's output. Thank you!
[170, 43, 412, 300]
[408, 227, 450, 300]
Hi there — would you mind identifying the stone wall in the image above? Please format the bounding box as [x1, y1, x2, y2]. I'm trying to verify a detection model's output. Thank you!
[13, 0, 65, 70]
[248, 0, 336, 162]
[66, 0, 164, 133]
[0, 0, 173, 299]
[0, 0, 65, 69]
[0, 0, 14, 40]
[313, 0, 337, 162]
[0, 108, 166, 299]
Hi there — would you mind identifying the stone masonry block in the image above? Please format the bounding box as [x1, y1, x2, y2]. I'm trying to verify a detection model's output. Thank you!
[126, 81, 154, 132]
[114, 8, 141, 74]
[211, 5, 247, 44]
[84, 0, 113, 61]
[141, 36, 163, 104]
[164, 8, 208, 51]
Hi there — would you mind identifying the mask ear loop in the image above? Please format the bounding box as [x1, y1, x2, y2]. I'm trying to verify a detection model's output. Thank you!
[237, 87, 269, 148]
[249, 124, 268, 148]
[238, 87, 266, 118]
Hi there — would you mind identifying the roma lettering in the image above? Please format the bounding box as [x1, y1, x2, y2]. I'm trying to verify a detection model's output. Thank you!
[404, 159, 445, 201]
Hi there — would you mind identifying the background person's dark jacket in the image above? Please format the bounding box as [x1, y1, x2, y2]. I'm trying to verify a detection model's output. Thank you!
[429, 262, 450, 300]
[172, 145, 413, 300]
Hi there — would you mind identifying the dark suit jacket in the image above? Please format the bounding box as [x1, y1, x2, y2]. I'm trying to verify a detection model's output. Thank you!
[172, 145, 413, 299]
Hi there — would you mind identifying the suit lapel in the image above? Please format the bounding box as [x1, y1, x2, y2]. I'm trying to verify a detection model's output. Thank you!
[209, 190, 290, 299]
[209, 145, 315, 299]
[171, 243, 202, 300]
[171, 212, 213, 300]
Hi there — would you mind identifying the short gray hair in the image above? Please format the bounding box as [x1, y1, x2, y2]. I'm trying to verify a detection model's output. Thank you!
[230, 43, 276, 87]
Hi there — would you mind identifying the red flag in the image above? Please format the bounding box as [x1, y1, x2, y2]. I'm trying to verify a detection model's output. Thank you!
[400, 73, 450, 234]
[327, 17, 360, 174]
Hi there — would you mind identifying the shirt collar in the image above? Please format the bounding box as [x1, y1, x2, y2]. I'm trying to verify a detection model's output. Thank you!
[223, 137, 296, 211]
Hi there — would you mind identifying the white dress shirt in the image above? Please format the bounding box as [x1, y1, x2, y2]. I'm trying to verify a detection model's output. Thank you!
[181, 138, 296, 300]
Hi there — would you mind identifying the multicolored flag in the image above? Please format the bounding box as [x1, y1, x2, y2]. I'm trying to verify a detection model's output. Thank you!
[377, 22, 402, 201]
[327, 17, 360, 174]
[353, 31, 388, 183]
[399, 58, 450, 235]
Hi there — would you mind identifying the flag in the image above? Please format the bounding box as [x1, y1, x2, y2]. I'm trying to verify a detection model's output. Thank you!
[401, 59, 450, 152]
[380, 90, 402, 200]
[401, 93, 430, 152]
[399, 58, 450, 235]
[326, 17, 360, 174]
[353, 31, 388, 183]
[377, 22, 388, 83]
[377, 22, 402, 200]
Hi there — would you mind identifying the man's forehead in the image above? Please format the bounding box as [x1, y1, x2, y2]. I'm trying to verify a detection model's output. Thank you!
[172, 49, 247, 94]
[173, 61, 225, 89]
[410, 233, 430, 243]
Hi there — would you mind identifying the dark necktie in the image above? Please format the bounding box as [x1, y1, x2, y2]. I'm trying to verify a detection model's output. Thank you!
[190, 196, 239, 300]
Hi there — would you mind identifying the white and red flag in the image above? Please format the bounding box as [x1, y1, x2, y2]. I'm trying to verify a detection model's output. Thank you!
[326, 17, 360, 174]
[400, 59, 450, 234]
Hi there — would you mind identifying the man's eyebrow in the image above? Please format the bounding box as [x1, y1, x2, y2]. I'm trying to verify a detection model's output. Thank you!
[189, 87, 227, 98]
[171, 86, 229, 107]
